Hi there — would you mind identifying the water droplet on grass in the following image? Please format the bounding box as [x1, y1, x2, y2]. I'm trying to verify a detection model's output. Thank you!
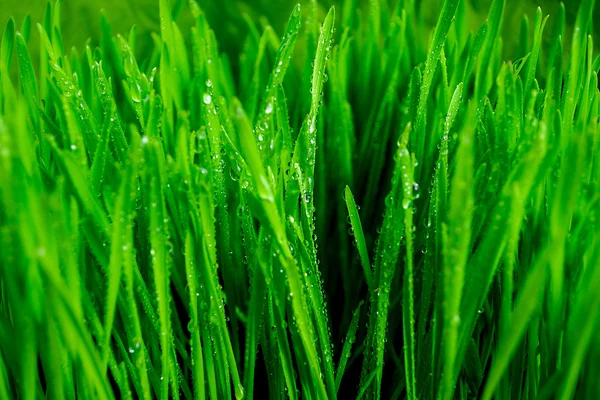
[402, 198, 411, 209]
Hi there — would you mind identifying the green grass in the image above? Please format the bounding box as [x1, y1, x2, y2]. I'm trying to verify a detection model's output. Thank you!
[0, 0, 599, 399]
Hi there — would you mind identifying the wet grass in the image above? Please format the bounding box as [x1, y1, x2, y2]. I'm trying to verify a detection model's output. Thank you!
[0, 0, 599, 399]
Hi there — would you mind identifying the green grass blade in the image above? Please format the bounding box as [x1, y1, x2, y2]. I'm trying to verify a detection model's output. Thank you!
[1, 17, 14, 70]
[15, 32, 41, 138]
[440, 100, 474, 400]
[414, 0, 460, 163]
[344, 186, 373, 290]
[335, 300, 363, 392]
[481, 254, 548, 400]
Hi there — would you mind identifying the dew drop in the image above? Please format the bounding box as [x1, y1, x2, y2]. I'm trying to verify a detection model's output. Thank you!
[402, 198, 411, 210]
[235, 384, 245, 400]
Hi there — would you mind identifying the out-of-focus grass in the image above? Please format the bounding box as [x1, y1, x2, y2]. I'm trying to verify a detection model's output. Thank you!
[1, 0, 597, 65]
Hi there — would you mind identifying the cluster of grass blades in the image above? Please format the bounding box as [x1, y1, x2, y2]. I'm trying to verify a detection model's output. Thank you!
[1, 0, 599, 398]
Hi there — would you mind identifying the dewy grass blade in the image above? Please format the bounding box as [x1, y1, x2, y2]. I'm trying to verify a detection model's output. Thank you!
[240, 200, 266, 400]
[344, 186, 373, 290]
[256, 4, 301, 121]
[184, 232, 205, 400]
[143, 138, 172, 399]
[307, 7, 335, 128]
[286, 13, 337, 396]
[102, 129, 138, 368]
[360, 123, 411, 399]
[398, 126, 417, 400]
[288, 214, 335, 397]
[90, 108, 113, 196]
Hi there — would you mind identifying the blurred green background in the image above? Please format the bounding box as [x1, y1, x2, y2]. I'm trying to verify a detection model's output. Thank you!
[0, 0, 594, 70]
